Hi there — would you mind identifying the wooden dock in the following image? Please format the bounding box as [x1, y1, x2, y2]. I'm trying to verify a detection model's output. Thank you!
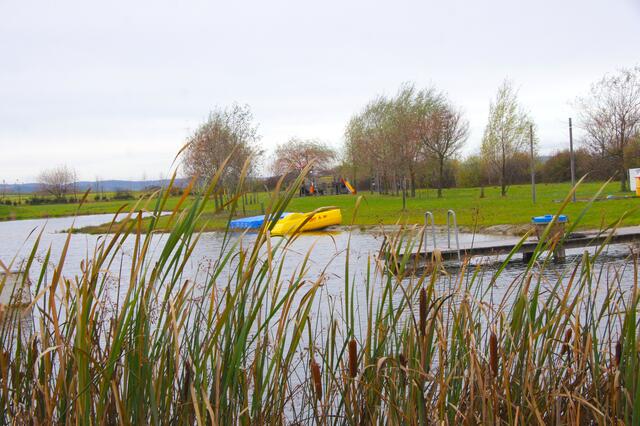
[404, 226, 640, 266]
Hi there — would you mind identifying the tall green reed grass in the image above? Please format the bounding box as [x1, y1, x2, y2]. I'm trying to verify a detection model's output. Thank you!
[0, 163, 639, 425]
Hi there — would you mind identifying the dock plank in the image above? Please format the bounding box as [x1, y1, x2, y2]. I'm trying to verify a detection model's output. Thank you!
[407, 226, 640, 263]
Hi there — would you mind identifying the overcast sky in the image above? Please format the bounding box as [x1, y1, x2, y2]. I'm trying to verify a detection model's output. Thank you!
[1, 0, 639, 182]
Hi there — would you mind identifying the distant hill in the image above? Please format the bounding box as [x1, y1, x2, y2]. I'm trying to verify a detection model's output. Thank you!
[2, 178, 190, 194]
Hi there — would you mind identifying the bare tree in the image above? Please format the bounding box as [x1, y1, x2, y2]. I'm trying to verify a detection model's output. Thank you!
[182, 104, 262, 192]
[37, 165, 76, 199]
[419, 100, 469, 197]
[271, 138, 336, 176]
[481, 80, 533, 196]
[577, 66, 640, 191]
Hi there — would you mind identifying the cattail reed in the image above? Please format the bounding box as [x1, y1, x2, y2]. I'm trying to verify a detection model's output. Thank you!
[181, 360, 191, 402]
[0, 350, 8, 377]
[431, 248, 442, 265]
[348, 339, 358, 378]
[310, 359, 322, 400]
[419, 287, 427, 336]
[398, 353, 407, 368]
[2, 170, 638, 424]
[562, 328, 572, 356]
[489, 331, 498, 377]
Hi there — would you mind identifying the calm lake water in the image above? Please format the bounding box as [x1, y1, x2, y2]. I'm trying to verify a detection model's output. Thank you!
[0, 214, 498, 284]
[0, 214, 636, 318]
[0, 215, 496, 287]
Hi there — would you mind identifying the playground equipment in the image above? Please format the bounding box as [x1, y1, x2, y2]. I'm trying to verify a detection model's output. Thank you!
[340, 178, 356, 194]
[300, 178, 356, 196]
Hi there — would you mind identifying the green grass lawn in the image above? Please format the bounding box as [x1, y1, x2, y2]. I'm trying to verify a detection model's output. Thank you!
[283, 181, 640, 231]
[2, 181, 639, 233]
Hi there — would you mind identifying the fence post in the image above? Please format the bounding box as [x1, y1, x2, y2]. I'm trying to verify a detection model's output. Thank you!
[402, 178, 407, 211]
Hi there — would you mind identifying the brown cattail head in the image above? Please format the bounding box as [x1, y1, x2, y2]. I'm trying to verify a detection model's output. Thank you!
[432, 248, 442, 262]
[489, 332, 499, 377]
[348, 339, 358, 378]
[615, 340, 622, 368]
[310, 359, 323, 400]
[181, 360, 191, 402]
[0, 350, 9, 371]
[419, 288, 427, 337]
[29, 337, 39, 366]
[398, 353, 407, 368]
[561, 328, 572, 356]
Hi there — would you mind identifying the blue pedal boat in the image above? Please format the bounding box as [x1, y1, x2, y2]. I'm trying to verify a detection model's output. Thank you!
[229, 213, 290, 230]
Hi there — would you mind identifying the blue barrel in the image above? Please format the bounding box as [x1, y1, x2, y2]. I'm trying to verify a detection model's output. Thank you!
[532, 214, 568, 224]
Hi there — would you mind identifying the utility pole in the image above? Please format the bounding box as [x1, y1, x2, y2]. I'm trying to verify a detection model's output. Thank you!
[530, 124, 536, 203]
[569, 118, 576, 202]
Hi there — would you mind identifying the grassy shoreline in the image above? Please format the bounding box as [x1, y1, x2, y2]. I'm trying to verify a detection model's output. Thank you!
[2, 180, 639, 234]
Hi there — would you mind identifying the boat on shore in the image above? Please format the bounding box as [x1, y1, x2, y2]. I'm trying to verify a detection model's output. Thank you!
[229, 213, 290, 230]
[271, 208, 342, 236]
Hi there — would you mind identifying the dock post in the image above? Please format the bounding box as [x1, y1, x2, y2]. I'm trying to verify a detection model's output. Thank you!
[554, 247, 566, 262]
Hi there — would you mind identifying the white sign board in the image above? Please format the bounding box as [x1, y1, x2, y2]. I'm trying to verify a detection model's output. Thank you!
[630, 168, 640, 191]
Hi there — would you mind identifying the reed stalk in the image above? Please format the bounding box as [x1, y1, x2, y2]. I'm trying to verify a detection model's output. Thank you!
[0, 170, 638, 424]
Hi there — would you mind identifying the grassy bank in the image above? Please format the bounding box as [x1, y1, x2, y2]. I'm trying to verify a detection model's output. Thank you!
[287, 180, 640, 230]
[2, 180, 639, 233]
[75, 180, 640, 234]
[1, 173, 640, 423]
[0, 195, 192, 221]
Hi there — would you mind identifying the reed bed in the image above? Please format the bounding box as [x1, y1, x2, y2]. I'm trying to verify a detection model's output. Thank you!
[0, 164, 639, 425]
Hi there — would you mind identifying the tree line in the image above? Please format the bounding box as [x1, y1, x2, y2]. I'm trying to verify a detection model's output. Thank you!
[27, 66, 638, 202]
[181, 66, 640, 197]
[343, 84, 468, 198]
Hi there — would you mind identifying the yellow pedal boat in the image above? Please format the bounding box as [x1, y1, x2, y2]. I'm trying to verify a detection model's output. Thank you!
[271, 208, 342, 236]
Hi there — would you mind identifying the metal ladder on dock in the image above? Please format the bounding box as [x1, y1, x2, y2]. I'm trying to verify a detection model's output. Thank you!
[424, 210, 461, 262]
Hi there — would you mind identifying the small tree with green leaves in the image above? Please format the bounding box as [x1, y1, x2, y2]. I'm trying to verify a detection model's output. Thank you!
[481, 80, 534, 196]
